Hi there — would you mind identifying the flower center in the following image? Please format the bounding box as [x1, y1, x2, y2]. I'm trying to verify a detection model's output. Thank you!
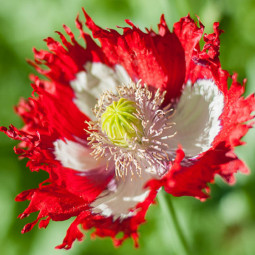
[101, 98, 143, 147]
[87, 82, 176, 178]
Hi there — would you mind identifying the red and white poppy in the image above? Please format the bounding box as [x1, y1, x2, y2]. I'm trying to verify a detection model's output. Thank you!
[1, 9, 254, 249]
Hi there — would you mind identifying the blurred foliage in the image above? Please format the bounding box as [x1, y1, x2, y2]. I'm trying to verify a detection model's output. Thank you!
[0, 0, 255, 255]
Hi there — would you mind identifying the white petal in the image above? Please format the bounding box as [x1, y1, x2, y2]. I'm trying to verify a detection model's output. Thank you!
[70, 62, 131, 119]
[53, 139, 106, 171]
[170, 79, 224, 157]
[91, 171, 155, 220]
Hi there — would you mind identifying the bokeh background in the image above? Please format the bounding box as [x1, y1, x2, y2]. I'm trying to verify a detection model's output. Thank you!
[1, 0, 255, 254]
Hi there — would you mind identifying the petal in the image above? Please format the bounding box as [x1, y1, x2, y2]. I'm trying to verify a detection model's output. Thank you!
[173, 15, 204, 80]
[0, 124, 54, 172]
[169, 79, 224, 157]
[15, 169, 157, 249]
[213, 75, 255, 148]
[152, 17, 255, 199]
[84, 10, 186, 102]
[29, 17, 107, 83]
[15, 185, 89, 231]
[57, 180, 158, 249]
[184, 20, 255, 151]
[31, 76, 90, 141]
[70, 62, 130, 119]
[148, 143, 249, 200]
[91, 171, 155, 220]
[52, 138, 113, 201]
[53, 139, 107, 171]
[26, 16, 112, 139]
[53, 137, 156, 221]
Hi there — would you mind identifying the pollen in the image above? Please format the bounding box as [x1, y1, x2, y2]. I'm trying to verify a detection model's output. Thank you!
[101, 98, 143, 147]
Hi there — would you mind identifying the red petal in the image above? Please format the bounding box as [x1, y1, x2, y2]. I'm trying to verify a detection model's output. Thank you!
[150, 16, 254, 199]
[83, 9, 185, 103]
[173, 15, 204, 81]
[52, 166, 113, 203]
[15, 185, 89, 233]
[56, 188, 158, 249]
[182, 19, 255, 149]
[30, 76, 90, 141]
[148, 143, 249, 199]
[55, 211, 87, 249]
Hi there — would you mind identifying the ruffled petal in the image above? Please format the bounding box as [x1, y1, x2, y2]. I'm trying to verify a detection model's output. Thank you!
[53, 139, 107, 172]
[184, 19, 255, 152]
[15, 185, 89, 226]
[53, 137, 157, 223]
[56, 187, 158, 249]
[173, 15, 204, 80]
[28, 16, 107, 83]
[169, 79, 224, 157]
[149, 16, 255, 199]
[84, 10, 186, 102]
[30, 76, 90, 141]
[15, 172, 157, 250]
[70, 62, 130, 119]
[91, 171, 156, 220]
[148, 143, 249, 200]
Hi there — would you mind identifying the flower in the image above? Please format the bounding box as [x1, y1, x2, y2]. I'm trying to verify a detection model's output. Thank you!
[1, 9, 254, 249]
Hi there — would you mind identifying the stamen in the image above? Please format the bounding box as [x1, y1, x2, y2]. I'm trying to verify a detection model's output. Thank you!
[87, 81, 177, 178]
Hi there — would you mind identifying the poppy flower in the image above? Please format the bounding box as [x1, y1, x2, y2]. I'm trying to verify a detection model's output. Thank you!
[1, 9, 254, 249]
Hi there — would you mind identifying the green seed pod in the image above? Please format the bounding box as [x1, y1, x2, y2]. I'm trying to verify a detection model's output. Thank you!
[101, 98, 143, 147]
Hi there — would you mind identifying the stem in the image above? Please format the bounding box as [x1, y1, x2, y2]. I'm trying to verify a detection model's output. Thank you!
[158, 191, 190, 255]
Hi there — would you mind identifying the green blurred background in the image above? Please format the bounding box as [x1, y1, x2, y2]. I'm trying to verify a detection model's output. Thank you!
[1, 0, 255, 254]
